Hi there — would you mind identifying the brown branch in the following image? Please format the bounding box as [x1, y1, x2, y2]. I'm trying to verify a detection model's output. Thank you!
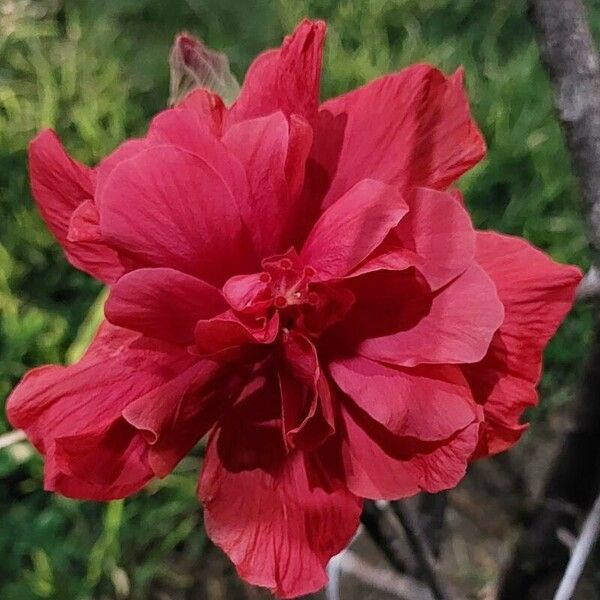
[498, 1, 600, 596]
[418, 492, 448, 557]
[360, 500, 413, 575]
[361, 500, 456, 600]
[527, 0, 600, 261]
[525, 0, 600, 303]
[388, 501, 455, 600]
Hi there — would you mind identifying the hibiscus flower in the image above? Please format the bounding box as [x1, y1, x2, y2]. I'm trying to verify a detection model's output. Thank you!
[7, 19, 581, 598]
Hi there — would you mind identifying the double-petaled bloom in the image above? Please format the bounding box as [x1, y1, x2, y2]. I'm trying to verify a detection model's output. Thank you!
[7, 19, 581, 598]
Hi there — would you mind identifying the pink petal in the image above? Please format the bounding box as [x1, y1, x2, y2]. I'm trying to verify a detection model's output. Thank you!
[146, 109, 246, 193]
[393, 187, 475, 289]
[99, 145, 256, 285]
[225, 19, 326, 127]
[279, 331, 334, 450]
[67, 200, 102, 242]
[328, 269, 431, 348]
[354, 264, 504, 366]
[215, 369, 285, 473]
[45, 420, 152, 501]
[222, 112, 294, 256]
[354, 186, 475, 288]
[464, 232, 582, 457]
[329, 356, 477, 440]
[105, 268, 227, 345]
[28, 130, 123, 283]
[286, 114, 314, 201]
[222, 272, 272, 314]
[145, 109, 255, 218]
[200, 433, 361, 598]
[339, 398, 479, 499]
[48, 355, 227, 498]
[94, 139, 148, 202]
[6, 322, 195, 499]
[194, 310, 280, 355]
[301, 179, 409, 280]
[177, 88, 226, 135]
[349, 243, 424, 279]
[316, 65, 485, 208]
[28, 130, 91, 236]
[122, 359, 231, 477]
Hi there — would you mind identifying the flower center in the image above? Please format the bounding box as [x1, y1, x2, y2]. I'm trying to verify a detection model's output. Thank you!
[222, 249, 356, 338]
[261, 255, 319, 311]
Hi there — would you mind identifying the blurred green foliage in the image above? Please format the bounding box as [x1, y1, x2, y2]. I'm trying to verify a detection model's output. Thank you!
[0, 0, 596, 597]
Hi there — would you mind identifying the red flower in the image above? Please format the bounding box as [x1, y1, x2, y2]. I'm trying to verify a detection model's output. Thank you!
[7, 20, 581, 598]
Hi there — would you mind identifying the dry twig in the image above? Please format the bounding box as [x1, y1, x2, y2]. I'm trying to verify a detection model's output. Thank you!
[0, 429, 26, 450]
[554, 491, 600, 600]
[362, 500, 456, 600]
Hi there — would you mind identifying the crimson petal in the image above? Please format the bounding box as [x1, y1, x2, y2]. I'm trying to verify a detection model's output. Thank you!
[194, 310, 279, 355]
[316, 65, 485, 208]
[99, 145, 256, 285]
[355, 264, 504, 366]
[339, 397, 479, 499]
[279, 331, 334, 450]
[465, 232, 582, 457]
[28, 130, 123, 283]
[301, 179, 409, 280]
[222, 112, 295, 256]
[225, 19, 326, 127]
[105, 268, 226, 345]
[329, 356, 477, 440]
[6, 323, 195, 499]
[200, 432, 361, 598]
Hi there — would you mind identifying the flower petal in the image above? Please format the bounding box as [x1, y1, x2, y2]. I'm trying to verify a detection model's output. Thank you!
[286, 114, 314, 201]
[46, 355, 229, 499]
[329, 356, 477, 440]
[177, 88, 226, 135]
[354, 186, 475, 288]
[44, 420, 152, 501]
[225, 19, 326, 126]
[279, 331, 334, 450]
[222, 272, 272, 314]
[339, 397, 479, 499]
[464, 232, 582, 457]
[6, 322, 195, 499]
[105, 268, 227, 345]
[67, 200, 102, 243]
[222, 112, 294, 256]
[200, 433, 361, 598]
[389, 187, 475, 289]
[99, 145, 256, 285]
[94, 139, 148, 202]
[194, 310, 280, 355]
[301, 179, 409, 280]
[28, 130, 123, 283]
[353, 264, 504, 366]
[122, 358, 237, 477]
[316, 65, 485, 208]
[146, 109, 246, 194]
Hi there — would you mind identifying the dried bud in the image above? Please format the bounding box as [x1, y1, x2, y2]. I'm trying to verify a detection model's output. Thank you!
[169, 32, 240, 106]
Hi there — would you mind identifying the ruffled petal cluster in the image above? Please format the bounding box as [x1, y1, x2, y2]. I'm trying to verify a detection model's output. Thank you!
[7, 19, 581, 598]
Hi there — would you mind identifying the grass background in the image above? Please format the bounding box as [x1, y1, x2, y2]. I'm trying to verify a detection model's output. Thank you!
[0, 0, 596, 597]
